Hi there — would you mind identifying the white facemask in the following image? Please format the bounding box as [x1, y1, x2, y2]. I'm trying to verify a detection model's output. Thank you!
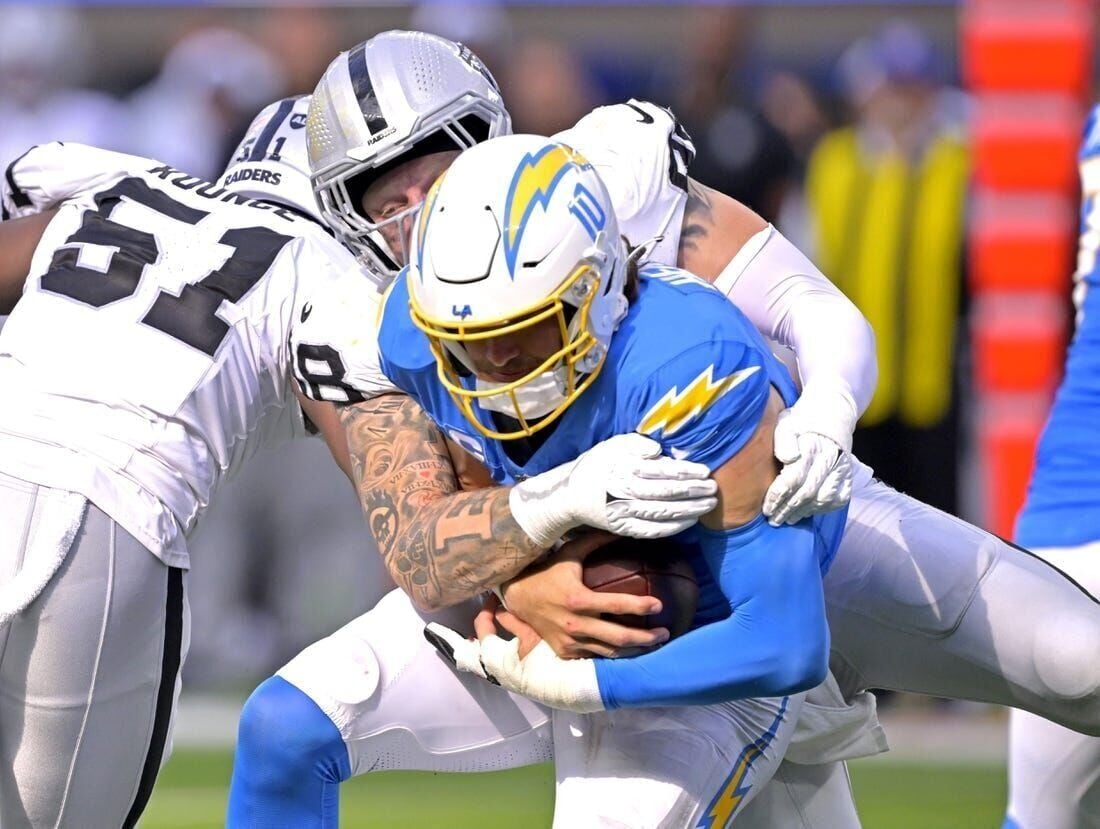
[474, 368, 569, 422]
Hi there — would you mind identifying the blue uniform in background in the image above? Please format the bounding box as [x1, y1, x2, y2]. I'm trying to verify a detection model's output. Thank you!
[380, 262, 847, 709]
[1003, 104, 1100, 829]
[1016, 105, 1100, 549]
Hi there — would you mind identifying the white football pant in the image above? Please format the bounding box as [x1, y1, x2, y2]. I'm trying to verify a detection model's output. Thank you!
[826, 462, 1100, 734]
[0, 470, 190, 828]
[1006, 543, 1100, 829]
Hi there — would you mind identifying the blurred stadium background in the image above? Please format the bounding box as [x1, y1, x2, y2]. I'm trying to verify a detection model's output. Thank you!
[0, 0, 1091, 825]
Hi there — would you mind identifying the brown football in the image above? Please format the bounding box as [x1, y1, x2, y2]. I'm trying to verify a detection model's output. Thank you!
[581, 536, 699, 639]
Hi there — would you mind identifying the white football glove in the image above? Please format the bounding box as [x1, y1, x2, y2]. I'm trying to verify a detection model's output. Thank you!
[763, 387, 856, 527]
[424, 623, 605, 713]
[508, 433, 717, 547]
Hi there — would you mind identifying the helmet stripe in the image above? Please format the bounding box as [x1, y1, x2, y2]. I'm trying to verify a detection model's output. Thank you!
[247, 98, 294, 161]
[347, 42, 390, 137]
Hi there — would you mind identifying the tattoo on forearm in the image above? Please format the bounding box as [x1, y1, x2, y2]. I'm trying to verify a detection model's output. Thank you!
[339, 395, 546, 609]
[678, 178, 714, 257]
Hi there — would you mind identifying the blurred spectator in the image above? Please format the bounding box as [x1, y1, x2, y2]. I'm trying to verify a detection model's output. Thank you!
[761, 71, 830, 169]
[761, 69, 832, 247]
[501, 36, 601, 136]
[804, 20, 969, 514]
[258, 5, 342, 97]
[126, 27, 285, 180]
[0, 5, 129, 171]
[653, 7, 796, 223]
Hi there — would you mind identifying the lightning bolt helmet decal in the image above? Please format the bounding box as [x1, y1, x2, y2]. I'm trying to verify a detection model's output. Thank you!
[502, 143, 588, 278]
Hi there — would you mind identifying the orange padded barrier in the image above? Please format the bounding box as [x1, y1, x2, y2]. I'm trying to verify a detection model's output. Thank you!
[980, 397, 1049, 538]
[971, 293, 1067, 393]
[962, 2, 1093, 97]
[972, 95, 1083, 192]
[969, 191, 1075, 293]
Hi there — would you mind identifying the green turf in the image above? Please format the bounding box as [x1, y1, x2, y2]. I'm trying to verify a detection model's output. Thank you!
[141, 750, 1007, 828]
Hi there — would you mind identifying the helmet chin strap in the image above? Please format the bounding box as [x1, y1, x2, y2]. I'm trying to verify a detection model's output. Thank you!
[475, 369, 569, 421]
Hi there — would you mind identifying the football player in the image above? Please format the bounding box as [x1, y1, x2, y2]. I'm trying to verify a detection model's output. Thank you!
[231, 31, 1100, 827]
[0, 96, 708, 827]
[1004, 105, 1100, 829]
[393, 133, 852, 821]
[0, 96, 349, 827]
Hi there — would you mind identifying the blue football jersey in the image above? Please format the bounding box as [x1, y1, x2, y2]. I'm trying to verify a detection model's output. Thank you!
[379, 263, 848, 610]
[1017, 104, 1100, 547]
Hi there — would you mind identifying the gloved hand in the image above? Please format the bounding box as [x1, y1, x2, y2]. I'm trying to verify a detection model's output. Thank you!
[763, 388, 855, 527]
[424, 620, 606, 713]
[509, 433, 717, 547]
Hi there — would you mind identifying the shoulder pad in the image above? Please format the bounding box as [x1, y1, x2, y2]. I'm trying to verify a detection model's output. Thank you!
[290, 262, 397, 403]
[554, 100, 694, 266]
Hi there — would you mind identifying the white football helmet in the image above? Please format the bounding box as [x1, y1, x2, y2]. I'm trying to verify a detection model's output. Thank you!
[408, 134, 628, 440]
[308, 30, 510, 283]
[221, 95, 320, 222]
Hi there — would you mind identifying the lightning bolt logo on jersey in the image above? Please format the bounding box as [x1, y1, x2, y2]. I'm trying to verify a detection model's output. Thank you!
[639, 365, 761, 438]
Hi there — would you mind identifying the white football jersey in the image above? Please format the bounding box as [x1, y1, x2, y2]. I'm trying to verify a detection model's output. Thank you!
[555, 99, 694, 265]
[0, 142, 367, 567]
[291, 100, 695, 405]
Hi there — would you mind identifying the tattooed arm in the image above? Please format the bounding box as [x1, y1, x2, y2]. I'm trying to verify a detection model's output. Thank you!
[339, 393, 547, 612]
[676, 177, 766, 282]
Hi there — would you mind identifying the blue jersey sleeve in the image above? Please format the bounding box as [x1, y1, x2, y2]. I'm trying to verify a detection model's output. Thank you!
[594, 516, 829, 709]
[629, 340, 771, 472]
[1081, 104, 1100, 163]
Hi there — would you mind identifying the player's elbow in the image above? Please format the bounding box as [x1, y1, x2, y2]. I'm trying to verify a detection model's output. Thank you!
[755, 628, 829, 697]
[769, 642, 829, 696]
[381, 558, 448, 612]
[857, 317, 878, 403]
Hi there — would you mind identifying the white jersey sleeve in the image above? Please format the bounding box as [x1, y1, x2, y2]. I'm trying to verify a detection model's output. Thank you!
[290, 270, 399, 404]
[554, 99, 694, 266]
[2, 142, 140, 220]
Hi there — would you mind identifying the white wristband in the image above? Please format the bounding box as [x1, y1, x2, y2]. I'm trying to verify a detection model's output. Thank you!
[507, 464, 577, 549]
[793, 382, 858, 453]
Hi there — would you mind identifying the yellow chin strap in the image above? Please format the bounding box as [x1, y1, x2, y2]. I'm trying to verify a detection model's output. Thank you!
[408, 263, 605, 439]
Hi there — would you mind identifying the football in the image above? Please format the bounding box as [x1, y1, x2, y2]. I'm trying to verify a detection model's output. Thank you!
[581, 535, 699, 639]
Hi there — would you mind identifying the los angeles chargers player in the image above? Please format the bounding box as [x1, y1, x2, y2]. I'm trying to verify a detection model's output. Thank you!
[402, 133, 843, 822]
[289, 29, 1100, 730]
[1004, 105, 1100, 829]
[230, 34, 880, 829]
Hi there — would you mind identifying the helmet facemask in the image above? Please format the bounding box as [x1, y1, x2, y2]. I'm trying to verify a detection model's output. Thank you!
[410, 239, 624, 440]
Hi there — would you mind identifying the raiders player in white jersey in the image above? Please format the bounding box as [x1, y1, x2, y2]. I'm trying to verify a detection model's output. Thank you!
[229, 31, 1100, 828]
[0, 92, 715, 828]
[0, 96, 379, 828]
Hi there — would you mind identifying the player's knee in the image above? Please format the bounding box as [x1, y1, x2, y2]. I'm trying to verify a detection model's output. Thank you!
[236, 676, 351, 785]
[1031, 606, 1100, 727]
